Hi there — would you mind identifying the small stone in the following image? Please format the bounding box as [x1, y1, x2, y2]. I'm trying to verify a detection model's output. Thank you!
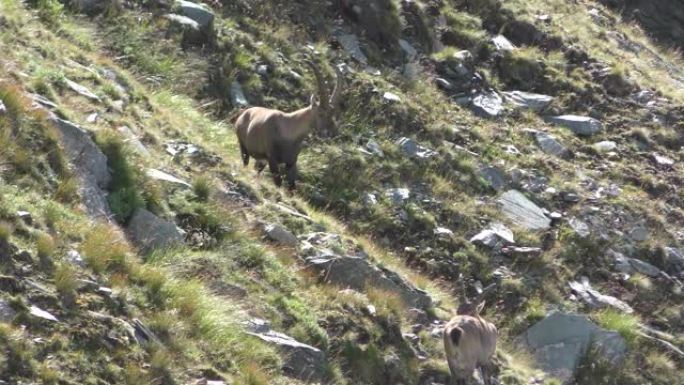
[362, 193, 378, 206]
[652, 153, 675, 167]
[66, 250, 86, 268]
[593, 141, 617, 153]
[0, 100, 6, 114]
[263, 223, 298, 247]
[546, 115, 603, 136]
[29, 305, 58, 322]
[628, 225, 649, 242]
[479, 166, 508, 192]
[470, 222, 515, 247]
[256, 64, 269, 75]
[435, 78, 452, 90]
[535, 132, 568, 157]
[365, 140, 384, 157]
[569, 218, 590, 238]
[383, 92, 402, 103]
[492, 35, 515, 51]
[396, 137, 437, 159]
[385, 188, 410, 205]
[86, 112, 98, 123]
[65, 79, 101, 102]
[16, 210, 32, 225]
[434, 227, 453, 236]
[0, 300, 16, 323]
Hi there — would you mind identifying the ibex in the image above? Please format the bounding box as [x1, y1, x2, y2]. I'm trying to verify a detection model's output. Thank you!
[444, 282, 498, 385]
[234, 60, 343, 189]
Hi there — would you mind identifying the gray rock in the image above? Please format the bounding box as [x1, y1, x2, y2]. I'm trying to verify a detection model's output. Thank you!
[492, 35, 516, 51]
[364, 140, 384, 157]
[664, 247, 684, 273]
[396, 137, 437, 159]
[52, 117, 112, 220]
[127, 208, 183, 255]
[434, 227, 453, 237]
[628, 225, 649, 242]
[535, 132, 569, 157]
[471, 91, 503, 118]
[146, 168, 191, 187]
[470, 222, 515, 248]
[362, 193, 378, 206]
[498, 190, 551, 230]
[245, 319, 327, 382]
[383, 91, 402, 103]
[263, 223, 298, 247]
[568, 218, 590, 238]
[0, 300, 16, 323]
[29, 93, 58, 109]
[569, 277, 633, 313]
[65, 79, 101, 102]
[479, 166, 508, 192]
[399, 39, 418, 60]
[66, 250, 86, 268]
[435, 77, 453, 90]
[546, 115, 603, 136]
[385, 188, 410, 205]
[0, 100, 6, 114]
[29, 305, 58, 322]
[593, 141, 617, 153]
[503, 91, 553, 112]
[521, 311, 627, 383]
[652, 153, 675, 167]
[230, 81, 249, 107]
[176, 0, 214, 30]
[300, 233, 431, 309]
[629, 258, 661, 277]
[337, 33, 368, 64]
[607, 249, 633, 274]
[165, 13, 200, 31]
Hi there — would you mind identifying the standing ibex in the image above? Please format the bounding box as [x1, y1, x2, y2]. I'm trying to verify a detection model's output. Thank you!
[444, 282, 498, 385]
[234, 60, 343, 189]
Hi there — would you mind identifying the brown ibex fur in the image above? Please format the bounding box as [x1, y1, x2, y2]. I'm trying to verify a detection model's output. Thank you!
[234, 60, 343, 189]
[444, 282, 498, 385]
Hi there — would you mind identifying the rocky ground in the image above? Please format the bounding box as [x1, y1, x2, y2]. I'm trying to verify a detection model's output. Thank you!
[0, 0, 682, 384]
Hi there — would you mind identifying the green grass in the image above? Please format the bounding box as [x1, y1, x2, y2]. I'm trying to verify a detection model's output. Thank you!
[594, 309, 641, 346]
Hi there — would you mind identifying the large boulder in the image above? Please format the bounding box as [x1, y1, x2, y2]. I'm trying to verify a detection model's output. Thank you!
[52, 117, 112, 220]
[176, 0, 214, 30]
[245, 319, 327, 383]
[300, 233, 432, 309]
[520, 312, 627, 384]
[127, 208, 183, 255]
[546, 115, 603, 137]
[497, 190, 551, 230]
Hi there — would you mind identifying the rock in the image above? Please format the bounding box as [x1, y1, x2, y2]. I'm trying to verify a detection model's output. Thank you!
[501, 246, 542, 257]
[52, 117, 112, 220]
[568, 218, 590, 238]
[29, 305, 58, 322]
[503, 91, 553, 112]
[336, 33, 368, 64]
[165, 13, 200, 31]
[546, 115, 603, 137]
[434, 227, 453, 236]
[471, 91, 503, 118]
[569, 277, 633, 313]
[383, 91, 402, 103]
[66, 250, 86, 268]
[127, 208, 183, 255]
[65, 79, 101, 102]
[399, 39, 418, 60]
[498, 190, 551, 230]
[521, 311, 627, 383]
[593, 141, 617, 153]
[652, 153, 675, 167]
[146, 168, 191, 187]
[256, 64, 269, 75]
[664, 247, 684, 273]
[628, 225, 649, 242]
[0, 100, 5, 114]
[300, 233, 431, 309]
[230, 81, 249, 107]
[491, 35, 516, 51]
[470, 223, 515, 248]
[385, 188, 410, 205]
[116, 126, 150, 157]
[608, 249, 634, 274]
[246, 321, 327, 382]
[0, 300, 16, 323]
[628, 258, 661, 277]
[407, 308, 428, 324]
[396, 137, 437, 159]
[479, 166, 508, 192]
[176, 0, 214, 30]
[262, 223, 298, 247]
[435, 77, 453, 90]
[362, 193, 378, 206]
[29, 93, 58, 110]
[534, 132, 569, 158]
[364, 140, 384, 157]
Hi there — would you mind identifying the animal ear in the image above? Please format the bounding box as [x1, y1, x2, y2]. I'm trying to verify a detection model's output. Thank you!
[475, 300, 486, 314]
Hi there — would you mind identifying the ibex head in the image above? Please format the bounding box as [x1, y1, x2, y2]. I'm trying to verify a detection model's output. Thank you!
[303, 59, 344, 137]
[456, 281, 495, 316]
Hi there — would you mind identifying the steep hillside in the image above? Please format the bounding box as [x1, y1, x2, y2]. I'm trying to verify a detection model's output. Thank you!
[0, 0, 682, 384]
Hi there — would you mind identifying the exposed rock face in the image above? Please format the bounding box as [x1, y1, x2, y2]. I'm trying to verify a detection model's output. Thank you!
[300, 233, 432, 309]
[521, 312, 627, 383]
[52, 117, 112, 220]
[498, 190, 551, 230]
[546, 115, 603, 136]
[127, 208, 184, 255]
[245, 318, 327, 383]
[569, 277, 634, 313]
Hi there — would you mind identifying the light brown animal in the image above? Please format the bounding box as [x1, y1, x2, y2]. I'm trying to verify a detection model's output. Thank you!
[234, 60, 343, 189]
[443, 283, 498, 385]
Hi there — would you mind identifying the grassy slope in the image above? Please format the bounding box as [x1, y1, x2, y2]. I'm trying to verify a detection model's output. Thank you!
[0, 0, 682, 384]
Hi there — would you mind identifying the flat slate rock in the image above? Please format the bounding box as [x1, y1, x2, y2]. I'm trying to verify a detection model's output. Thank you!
[146, 168, 191, 187]
[471, 91, 503, 118]
[503, 91, 553, 111]
[497, 190, 551, 230]
[535, 131, 569, 157]
[546, 115, 603, 136]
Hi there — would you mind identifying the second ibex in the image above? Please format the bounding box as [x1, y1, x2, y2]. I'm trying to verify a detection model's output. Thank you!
[234, 60, 343, 190]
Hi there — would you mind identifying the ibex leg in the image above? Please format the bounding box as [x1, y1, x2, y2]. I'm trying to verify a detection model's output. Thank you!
[268, 158, 282, 187]
[240, 142, 249, 166]
[285, 162, 297, 190]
